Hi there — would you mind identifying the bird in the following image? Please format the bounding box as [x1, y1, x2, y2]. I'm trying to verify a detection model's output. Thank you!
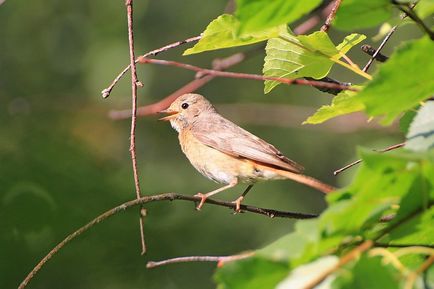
[160, 93, 335, 211]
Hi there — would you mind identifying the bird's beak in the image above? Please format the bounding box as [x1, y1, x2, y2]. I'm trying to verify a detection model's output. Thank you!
[159, 109, 179, 121]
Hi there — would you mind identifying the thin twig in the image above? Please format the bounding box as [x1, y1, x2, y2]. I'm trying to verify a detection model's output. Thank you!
[109, 52, 246, 120]
[17, 193, 317, 289]
[138, 58, 358, 92]
[320, 0, 343, 32]
[404, 253, 434, 289]
[333, 142, 405, 175]
[361, 45, 389, 62]
[395, 3, 434, 40]
[362, 26, 398, 72]
[125, 0, 146, 255]
[302, 240, 374, 289]
[363, 3, 416, 72]
[374, 243, 434, 249]
[101, 35, 201, 98]
[146, 252, 255, 269]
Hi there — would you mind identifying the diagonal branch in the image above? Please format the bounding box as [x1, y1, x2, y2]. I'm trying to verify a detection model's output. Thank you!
[17, 193, 317, 289]
[101, 35, 201, 98]
[146, 252, 255, 269]
[333, 142, 405, 175]
[320, 0, 343, 32]
[138, 57, 358, 92]
[125, 0, 146, 255]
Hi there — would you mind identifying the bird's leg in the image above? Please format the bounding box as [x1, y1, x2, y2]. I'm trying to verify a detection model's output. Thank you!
[194, 179, 238, 210]
[232, 185, 254, 213]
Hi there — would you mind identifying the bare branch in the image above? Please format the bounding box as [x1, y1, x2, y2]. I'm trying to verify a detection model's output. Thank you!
[109, 53, 246, 120]
[101, 35, 201, 98]
[333, 142, 405, 175]
[125, 0, 146, 255]
[147, 252, 255, 269]
[138, 58, 358, 92]
[18, 193, 317, 289]
[320, 0, 343, 32]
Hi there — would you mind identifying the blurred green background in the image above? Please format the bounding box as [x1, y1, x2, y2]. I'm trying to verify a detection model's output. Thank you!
[0, 0, 416, 288]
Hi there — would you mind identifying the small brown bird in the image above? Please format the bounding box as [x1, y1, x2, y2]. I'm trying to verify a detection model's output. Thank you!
[160, 93, 335, 210]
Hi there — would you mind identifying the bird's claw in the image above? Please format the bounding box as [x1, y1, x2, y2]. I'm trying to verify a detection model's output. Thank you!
[232, 196, 244, 214]
[194, 193, 207, 210]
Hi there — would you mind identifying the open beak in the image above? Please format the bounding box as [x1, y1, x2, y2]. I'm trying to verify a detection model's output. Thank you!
[159, 109, 179, 121]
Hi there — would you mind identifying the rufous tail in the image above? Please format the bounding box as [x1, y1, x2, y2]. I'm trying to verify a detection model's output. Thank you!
[255, 164, 336, 194]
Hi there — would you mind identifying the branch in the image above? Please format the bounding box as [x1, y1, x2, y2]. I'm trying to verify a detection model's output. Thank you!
[363, 2, 416, 72]
[125, 0, 146, 255]
[302, 240, 374, 289]
[374, 243, 434, 249]
[18, 193, 317, 289]
[138, 57, 358, 92]
[361, 45, 389, 63]
[320, 0, 343, 32]
[395, 2, 434, 40]
[109, 52, 246, 120]
[101, 35, 201, 98]
[333, 142, 405, 175]
[146, 252, 255, 269]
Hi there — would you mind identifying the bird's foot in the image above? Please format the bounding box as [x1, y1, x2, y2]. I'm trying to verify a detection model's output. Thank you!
[194, 193, 207, 210]
[231, 196, 244, 214]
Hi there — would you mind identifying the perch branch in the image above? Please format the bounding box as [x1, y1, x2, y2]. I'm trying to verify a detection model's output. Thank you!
[333, 142, 405, 175]
[320, 0, 343, 32]
[138, 58, 358, 92]
[146, 252, 255, 269]
[125, 0, 146, 255]
[101, 35, 201, 98]
[18, 193, 317, 289]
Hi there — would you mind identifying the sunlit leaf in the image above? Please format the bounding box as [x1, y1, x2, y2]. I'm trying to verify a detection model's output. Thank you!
[331, 256, 400, 289]
[358, 37, 434, 124]
[183, 14, 283, 55]
[303, 90, 364, 124]
[235, 0, 322, 34]
[263, 31, 364, 93]
[334, 0, 393, 30]
[405, 101, 434, 152]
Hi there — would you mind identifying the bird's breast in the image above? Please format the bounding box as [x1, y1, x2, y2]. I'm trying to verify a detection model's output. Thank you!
[178, 130, 260, 184]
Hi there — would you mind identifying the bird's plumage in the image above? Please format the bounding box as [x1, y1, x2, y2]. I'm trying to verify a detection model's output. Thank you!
[190, 112, 304, 174]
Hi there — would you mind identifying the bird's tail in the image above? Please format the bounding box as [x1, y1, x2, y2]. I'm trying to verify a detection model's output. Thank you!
[255, 163, 336, 194]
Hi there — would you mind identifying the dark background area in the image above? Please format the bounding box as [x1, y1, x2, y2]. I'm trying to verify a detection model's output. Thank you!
[0, 1, 415, 288]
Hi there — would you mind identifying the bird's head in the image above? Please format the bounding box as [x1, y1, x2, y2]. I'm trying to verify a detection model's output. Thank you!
[159, 93, 216, 132]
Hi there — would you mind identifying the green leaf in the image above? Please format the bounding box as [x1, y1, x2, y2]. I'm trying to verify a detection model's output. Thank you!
[303, 90, 364, 124]
[336, 34, 368, 56]
[276, 256, 338, 289]
[399, 110, 417, 134]
[331, 256, 400, 289]
[405, 101, 434, 152]
[334, 0, 393, 31]
[358, 37, 434, 124]
[183, 15, 282, 55]
[214, 257, 288, 289]
[414, 0, 434, 19]
[235, 0, 322, 34]
[263, 31, 365, 93]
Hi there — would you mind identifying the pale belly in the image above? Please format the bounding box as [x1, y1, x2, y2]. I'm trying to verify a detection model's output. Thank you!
[179, 131, 284, 184]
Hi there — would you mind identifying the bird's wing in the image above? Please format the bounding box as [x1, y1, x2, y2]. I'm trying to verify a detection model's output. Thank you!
[191, 115, 304, 173]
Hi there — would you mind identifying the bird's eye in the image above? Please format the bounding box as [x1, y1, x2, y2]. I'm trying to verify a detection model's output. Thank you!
[181, 103, 189, 109]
